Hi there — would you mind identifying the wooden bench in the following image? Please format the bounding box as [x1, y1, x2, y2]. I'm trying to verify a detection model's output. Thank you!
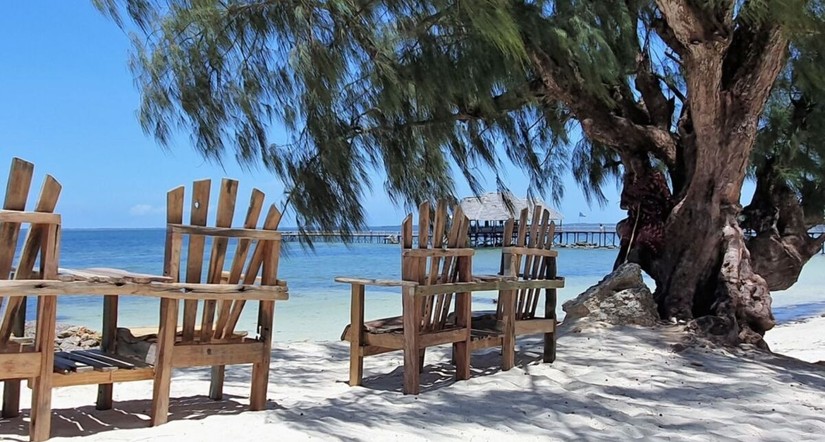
[337, 200, 474, 395]
[465, 206, 564, 369]
[0, 157, 61, 442]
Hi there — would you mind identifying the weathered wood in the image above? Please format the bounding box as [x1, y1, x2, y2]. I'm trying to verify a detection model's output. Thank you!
[333, 277, 416, 287]
[53, 355, 93, 374]
[56, 351, 117, 372]
[30, 295, 56, 442]
[349, 283, 365, 387]
[182, 179, 211, 343]
[0, 352, 41, 378]
[0, 279, 289, 300]
[202, 178, 239, 343]
[215, 189, 265, 340]
[340, 200, 475, 394]
[467, 206, 563, 369]
[96, 294, 119, 409]
[0, 210, 60, 224]
[151, 297, 178, 426]
[52, 367, 154, 388]
[168, 224, 282, 240]
[402, 285, 421, 395]
[171, 342, 265, 367]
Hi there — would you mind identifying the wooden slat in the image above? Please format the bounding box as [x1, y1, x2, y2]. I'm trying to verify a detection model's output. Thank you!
[1, 175, 62, 342]
[164, 186, 185, 282]
[76, 350, 137, 369]
[53, 355, 93, 374]
[52, 367, 154, 388]
[0, 352, 41, 379]
[500, 247, 558, 258]
[171, 342, 265, 367]
[182, 179, 211, 343]
[168, 225, 282, 240]
[202, 179, 238, 342]
[423, 201, 447, 331]
[214, 188, 265, 339]
[0, 211, 60, 224]
[333, 277, 416, 287]
[401, 248, 475, 258]
[523, 208, 550, 318]
[223, 204, 283, 338]
[0, 279, 289, 300]
[0, 159, 33, 269]
[86, 349, 151, 368]
[0, 158, 34, 343]
[56, 351, 117, 372]
[60, 267, 172, 283]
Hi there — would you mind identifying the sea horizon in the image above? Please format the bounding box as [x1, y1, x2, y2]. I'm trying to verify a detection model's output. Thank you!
[19, 228, 825, 342]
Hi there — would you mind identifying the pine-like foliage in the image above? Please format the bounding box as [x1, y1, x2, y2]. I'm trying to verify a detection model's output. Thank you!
[95, 0, 825, 234]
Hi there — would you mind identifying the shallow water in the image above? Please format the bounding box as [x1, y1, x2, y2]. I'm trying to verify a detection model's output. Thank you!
[20, 229, 825, 342]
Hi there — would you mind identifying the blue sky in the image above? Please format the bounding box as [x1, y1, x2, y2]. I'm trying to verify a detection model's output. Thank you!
[0, 2, 627, 229]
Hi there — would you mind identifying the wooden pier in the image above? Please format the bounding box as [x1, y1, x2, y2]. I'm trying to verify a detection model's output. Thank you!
[280, 227, 620, 248]
[281, 227, 825, 253]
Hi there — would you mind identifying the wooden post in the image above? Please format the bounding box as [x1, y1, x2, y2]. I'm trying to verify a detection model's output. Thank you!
[402, 286, 421, 395]
[453, 255, 472, 381]
[349, 283, 365, 387]
[249, 300, 274, 410]
[501, 289, 516, 371]
[96, 294, 119, 410]
[151, 297, 178, 426]
[544, 257, 558, 363]
[2, 301, 25, 418]
[29, 295, 56, 442]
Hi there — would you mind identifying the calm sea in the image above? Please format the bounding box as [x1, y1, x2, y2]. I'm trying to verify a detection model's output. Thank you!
[22, 229, 825, 342]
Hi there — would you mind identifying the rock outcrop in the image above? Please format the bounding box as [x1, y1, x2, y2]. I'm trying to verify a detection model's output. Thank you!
[562, 263, 659, 327]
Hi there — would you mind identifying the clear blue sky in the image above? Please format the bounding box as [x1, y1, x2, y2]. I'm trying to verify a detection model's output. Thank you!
[0, 2, 627, 229]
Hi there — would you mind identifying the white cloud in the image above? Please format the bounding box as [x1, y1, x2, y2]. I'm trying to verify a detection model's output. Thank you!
[129, 204, 163, 216]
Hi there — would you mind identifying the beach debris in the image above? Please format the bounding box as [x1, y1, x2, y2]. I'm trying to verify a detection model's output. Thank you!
[562, 263, 658, 327]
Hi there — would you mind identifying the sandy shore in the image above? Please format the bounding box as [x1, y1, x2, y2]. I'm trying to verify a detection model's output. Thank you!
[2, 318, 824, 441]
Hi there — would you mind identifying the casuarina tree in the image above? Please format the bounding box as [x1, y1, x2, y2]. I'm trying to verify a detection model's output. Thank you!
[96, 0, 825, 345]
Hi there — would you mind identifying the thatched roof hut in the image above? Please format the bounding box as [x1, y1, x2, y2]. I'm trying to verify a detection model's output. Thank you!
[459, 192, 563, 223]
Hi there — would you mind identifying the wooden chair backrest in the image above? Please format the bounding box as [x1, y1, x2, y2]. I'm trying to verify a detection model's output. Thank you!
[0, 158, 62, 344]
[498, 206, 556, 320]
[401, 200, 472, 332]
[164, 178, 282, 344]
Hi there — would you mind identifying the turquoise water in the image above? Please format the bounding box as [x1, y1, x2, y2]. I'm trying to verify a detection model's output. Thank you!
[22, 229, 825, 342]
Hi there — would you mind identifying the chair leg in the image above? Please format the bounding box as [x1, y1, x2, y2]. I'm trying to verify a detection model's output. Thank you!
[30, 296, 57, 442]
[418, 349, 426, 373]
[402, 287, 420, 395]
[2, 381, 21, 418]
[349, 284, 365, 387]
[97, 294, 118, 410]
[249, 300, 274, 411]
[209, 366, 226, 400]
[501, 290, 516, 371]
[544, 330, 556, 363]
[453, 292, 471, 381]
[151, 298, 178, 426]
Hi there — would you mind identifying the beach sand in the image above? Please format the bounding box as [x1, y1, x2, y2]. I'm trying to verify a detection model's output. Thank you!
[2, 318, 824, 441]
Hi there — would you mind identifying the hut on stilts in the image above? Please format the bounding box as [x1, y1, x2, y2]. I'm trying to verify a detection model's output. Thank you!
[459, 192, 563, 247]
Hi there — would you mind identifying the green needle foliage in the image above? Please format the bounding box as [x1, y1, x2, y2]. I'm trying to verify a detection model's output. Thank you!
[94, 0, 825, 237]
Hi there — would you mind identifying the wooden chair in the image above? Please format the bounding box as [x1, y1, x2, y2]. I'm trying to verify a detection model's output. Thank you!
[465, 206, 564, 370]
[0, 157, 62, 442]
[148, 178, 287, 424]
[337, 200, 474, 395]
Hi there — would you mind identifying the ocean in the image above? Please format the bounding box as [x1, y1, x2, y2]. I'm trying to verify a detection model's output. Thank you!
[21, 228, 825, 342]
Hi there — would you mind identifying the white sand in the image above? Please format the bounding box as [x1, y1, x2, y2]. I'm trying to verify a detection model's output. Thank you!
[2, 319, 825, 441]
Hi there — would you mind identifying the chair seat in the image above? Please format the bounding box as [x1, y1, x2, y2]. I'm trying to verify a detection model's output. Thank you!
[342, 311, 501, 341]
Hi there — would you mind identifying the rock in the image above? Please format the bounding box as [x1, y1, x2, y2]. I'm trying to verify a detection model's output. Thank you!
[115, 327, 157, 365]
[562, 263, 659, 327]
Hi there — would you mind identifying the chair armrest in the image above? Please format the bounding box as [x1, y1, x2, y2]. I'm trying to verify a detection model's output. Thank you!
[334, 277, 418, 288]
[415, 277, 565, 296]
[473, 274, 514, 282]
